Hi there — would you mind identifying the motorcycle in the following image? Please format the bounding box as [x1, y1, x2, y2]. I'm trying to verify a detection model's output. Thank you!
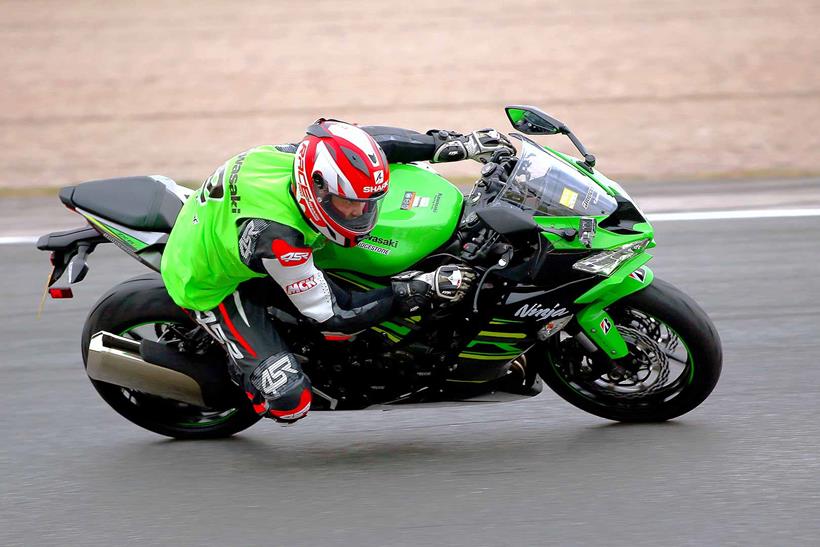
[37, 105, 722, 439]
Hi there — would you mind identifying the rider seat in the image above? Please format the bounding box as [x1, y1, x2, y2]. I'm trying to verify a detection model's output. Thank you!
[59, 176, 184, 233]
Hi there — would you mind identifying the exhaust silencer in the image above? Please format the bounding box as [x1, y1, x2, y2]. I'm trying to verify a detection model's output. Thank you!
[86, 331, 207, 407]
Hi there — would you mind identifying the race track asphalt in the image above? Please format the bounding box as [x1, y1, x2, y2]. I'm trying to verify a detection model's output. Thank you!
[1, 215, 819, 546]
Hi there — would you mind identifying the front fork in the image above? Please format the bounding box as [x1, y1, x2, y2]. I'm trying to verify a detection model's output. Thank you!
[573, 255, 654, 359]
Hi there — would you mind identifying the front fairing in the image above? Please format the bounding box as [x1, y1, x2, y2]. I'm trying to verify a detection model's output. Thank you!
[488, 136, 657, 359]
[491, 135, 653, 251]
[500, 136, 618, 217]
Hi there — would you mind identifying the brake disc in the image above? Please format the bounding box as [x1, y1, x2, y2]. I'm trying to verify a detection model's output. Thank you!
[593, 326, 670, 400]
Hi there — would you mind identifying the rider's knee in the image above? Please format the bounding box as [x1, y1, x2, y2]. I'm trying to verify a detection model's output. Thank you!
[248, 352, 312, 423]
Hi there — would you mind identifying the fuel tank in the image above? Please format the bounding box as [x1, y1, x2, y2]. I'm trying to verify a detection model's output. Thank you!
[314, 163, 464, 276]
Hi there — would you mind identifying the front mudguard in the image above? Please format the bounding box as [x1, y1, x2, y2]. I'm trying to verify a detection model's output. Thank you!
[572, 255, 654, 358]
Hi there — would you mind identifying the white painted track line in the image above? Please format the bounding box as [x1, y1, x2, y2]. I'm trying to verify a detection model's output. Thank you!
[1, 236, 39, 245]
[648, 208, 820, 222]
[3, 208, 820, 246]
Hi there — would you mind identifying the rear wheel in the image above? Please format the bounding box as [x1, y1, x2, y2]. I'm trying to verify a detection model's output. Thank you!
[81, 273, 261, 439]
[539, 278, 722, 422]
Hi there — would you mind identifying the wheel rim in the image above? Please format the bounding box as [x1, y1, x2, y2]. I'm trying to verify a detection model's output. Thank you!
[117, 321, 240, 428]
[550, 307, 694, 409]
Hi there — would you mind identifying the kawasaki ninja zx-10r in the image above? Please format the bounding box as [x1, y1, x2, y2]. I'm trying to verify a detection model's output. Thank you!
[37, 105, 722, 439]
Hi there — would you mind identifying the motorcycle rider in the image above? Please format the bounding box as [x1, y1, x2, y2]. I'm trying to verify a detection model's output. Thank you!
[160, 120, 515, 424]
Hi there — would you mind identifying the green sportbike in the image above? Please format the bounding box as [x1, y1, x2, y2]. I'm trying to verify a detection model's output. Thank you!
[37, 105, 722, 439]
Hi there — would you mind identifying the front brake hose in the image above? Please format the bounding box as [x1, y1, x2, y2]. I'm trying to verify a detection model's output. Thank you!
[471, 247, 514, 313]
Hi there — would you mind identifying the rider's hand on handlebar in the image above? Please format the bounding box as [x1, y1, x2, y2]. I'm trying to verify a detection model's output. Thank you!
[430, 128, 516, 164]
[391, 265, 477, 315]
[465, 129, 516, 163]
[430, 264, 476, 302]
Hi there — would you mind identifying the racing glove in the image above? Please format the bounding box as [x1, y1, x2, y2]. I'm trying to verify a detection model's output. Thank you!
[429, 129, 515, 164]
[392, 265, 477, 315]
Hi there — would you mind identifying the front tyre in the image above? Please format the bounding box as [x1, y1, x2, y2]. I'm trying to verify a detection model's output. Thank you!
[539, 278, 722, 422]
[81, 273, 261, 439]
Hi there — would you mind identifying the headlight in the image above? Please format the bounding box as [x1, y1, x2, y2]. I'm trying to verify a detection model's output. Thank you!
[572, 239, 650, 276]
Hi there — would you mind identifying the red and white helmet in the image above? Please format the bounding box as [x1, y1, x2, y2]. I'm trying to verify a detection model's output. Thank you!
[292, 120, 389, 247]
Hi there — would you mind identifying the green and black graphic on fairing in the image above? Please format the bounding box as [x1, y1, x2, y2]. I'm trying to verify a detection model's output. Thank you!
[453, 318, 532, 382]
[84, 214, 150, 251]
[74, 208, 168, 272]
[326, 271, 423, 345]
[39, 104, 721, 439]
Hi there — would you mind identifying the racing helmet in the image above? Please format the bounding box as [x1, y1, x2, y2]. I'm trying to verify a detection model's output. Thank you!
[292, 120, 389, 247]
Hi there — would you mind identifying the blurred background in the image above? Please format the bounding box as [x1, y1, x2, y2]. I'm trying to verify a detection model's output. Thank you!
[0, 0, 820, 547]
[2, 0, 819, 190]
[3, 3, 820, 546]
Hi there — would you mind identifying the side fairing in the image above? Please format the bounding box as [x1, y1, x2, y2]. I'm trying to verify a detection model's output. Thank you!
[314, 163, 464, 276]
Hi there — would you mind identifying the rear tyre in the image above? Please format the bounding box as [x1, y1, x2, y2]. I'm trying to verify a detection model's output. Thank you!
[539, 277, 722, 422]
[81, 273, 261, 439]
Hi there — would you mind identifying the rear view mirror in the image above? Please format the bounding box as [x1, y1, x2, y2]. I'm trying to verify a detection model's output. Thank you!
[505, 105, 563, 135]
[504, 105, 597, 169]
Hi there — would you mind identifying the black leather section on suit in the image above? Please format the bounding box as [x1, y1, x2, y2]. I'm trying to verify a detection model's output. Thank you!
[361, 126, 437, 163]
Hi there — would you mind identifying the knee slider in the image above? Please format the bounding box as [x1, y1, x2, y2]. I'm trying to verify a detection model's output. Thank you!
[249, 352, 312, 421]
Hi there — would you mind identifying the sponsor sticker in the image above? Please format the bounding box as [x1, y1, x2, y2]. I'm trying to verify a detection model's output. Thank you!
[559, 187, 579, 209]
[537, 315, 574, 340]
[363, 235, 398, 248]
[239, 220, 262, 261]
[363, 176, 388, 193]
[401, 191, 416, 210]
[581, 187, 597, 210]
[279, 251, 311, 263]
[256, 355, 298, 396]
[413, 196, 430, 208]
[629, 268, 647, 283]
[286, 275, 318, 295]
[513, 302, 569, 321]
[431, 192, 443, 213]
[295, 143, 326, 227]
[228, 153, 247, 214]
[357, 242, 391, 255]
[272, 239, 312, 267]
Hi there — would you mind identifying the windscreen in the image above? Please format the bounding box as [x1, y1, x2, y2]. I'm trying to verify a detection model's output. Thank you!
[498, 138, 617, 217]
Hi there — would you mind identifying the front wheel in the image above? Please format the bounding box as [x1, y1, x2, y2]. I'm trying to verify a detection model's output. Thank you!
[539, 277, 722, 422]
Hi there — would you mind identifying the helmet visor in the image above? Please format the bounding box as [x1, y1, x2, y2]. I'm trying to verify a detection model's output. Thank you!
[317, 188, 384, 234]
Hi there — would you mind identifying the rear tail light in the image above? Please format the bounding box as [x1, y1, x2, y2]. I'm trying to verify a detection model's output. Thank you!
[49, 287, 74, 299]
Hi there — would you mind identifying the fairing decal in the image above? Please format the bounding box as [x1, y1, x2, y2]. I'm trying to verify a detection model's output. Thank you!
[574, 265, 655, 358]
[77, 208, 165, 251]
